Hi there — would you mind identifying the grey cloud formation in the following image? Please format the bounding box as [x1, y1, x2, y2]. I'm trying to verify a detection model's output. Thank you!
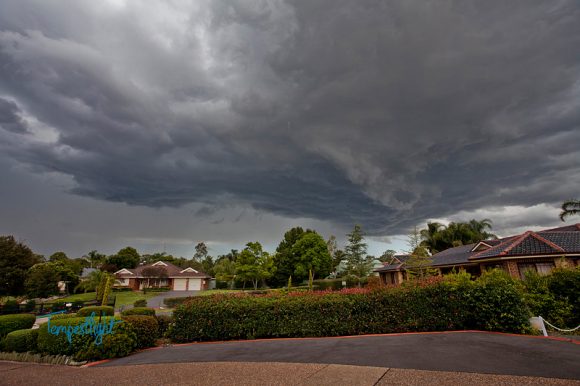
[0, 0, 579, 243]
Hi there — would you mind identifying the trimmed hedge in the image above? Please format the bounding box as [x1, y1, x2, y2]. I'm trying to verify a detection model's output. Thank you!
[37, 316, 136, 361]
[50, 313, 79, 320]
[170, 270, 531, 343]
[122, 315, 158, 348]
[133, 299, 147, 308]
[3, 329, 38, 352]
[163, 297, 192, 308]
[121, 307, 155, 317]
[77, 306, 114, 317]
[0, 314, 36, 338]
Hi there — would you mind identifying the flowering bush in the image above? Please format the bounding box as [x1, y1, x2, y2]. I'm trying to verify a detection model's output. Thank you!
[169, 270, 530, 343]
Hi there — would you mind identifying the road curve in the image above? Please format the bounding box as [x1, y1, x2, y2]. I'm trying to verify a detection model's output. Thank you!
[98, 331, 580, 380]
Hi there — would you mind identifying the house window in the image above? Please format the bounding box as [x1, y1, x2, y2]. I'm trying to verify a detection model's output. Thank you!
[518, 262, 555, 279]
[518, 263, 536, 279]
[536, 263, 554, 276]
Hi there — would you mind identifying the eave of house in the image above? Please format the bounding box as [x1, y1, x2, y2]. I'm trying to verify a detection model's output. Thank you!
[472, 253, 579, 263]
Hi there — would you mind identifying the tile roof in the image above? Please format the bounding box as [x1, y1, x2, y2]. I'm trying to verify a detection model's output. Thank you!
[115, 261, 210, 278]
[374, 255, 410, 272]
[375, 223, 580, 272]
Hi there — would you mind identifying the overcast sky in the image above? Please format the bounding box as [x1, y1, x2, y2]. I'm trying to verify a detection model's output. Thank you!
[0, 0, 579, 259]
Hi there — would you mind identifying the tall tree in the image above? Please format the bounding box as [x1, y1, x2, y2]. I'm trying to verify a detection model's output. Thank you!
[345, 225, 373, 286]
[406, 227, 438, 280]
[214, 258, 236, 289]
[420, 222, 446, 254]
[0, 236, 41, 295]
[291, 232, 332, 281]
[83, 250, 106, 268]
[216, 249, 239, 263]
[75, 270, 106, 293]
[193, 242, 208, 262]
[272, 227, 311, 286]
[107, 246, 140, 269]
[326, 235, 346, 276]
[379, 249, 397, 263]
[560, 199, 580, 221]
[25, 263, 61, 298]
[420, 219, 497, 254]
[141, 252, 175, 265]
[49, 251, 69, 262]
[235, 242, 275, 290]
[201, 255, 215, 277]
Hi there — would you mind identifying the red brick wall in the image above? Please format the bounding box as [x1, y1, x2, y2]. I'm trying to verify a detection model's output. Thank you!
[505, 261, 519, 279]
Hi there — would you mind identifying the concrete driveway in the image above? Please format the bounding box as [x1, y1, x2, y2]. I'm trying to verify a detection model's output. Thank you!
[146, 290, 200, 308]
[99, 331, 580, 380]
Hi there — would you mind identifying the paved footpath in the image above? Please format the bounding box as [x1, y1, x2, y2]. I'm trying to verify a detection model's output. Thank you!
[2, 361, 580, 385]
[100, 331, 580, 380]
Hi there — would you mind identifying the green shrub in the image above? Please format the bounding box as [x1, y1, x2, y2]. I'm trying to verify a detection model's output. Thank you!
[312, 279, 344, 290]
[77, 306, 114, 317]
[465, 270, 531, 333]
[3, 300, 20, 314]
[133, 299, 147, 308]
[3, 329, 38, 352]
[112, 287, 133, 292]
[37, 316, 136, 361]
[169, 272, 531, 343]
[215, 281, 229, 290]
[522, 270, 573, 327]
[548, 267, 580, 326]
[163, 297, 191, 308]
[121, 307, 155, 316]
[49, 313, 79, 320]
[24, 300, 36, 312]
[122, 315, 158, 348]
[156, 315, 173, 337]
[0, 314, 36, 338]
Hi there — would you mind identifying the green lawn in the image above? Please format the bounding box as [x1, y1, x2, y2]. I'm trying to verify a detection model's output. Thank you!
[41, 291, 156, 310]
[44, 292, 97, 304]
[114, 291, 157, 309]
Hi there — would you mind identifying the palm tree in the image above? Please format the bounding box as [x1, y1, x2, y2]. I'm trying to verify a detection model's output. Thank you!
[74, 270, 105, 293]
[467, 219, 497, 240]
[420, 222, 446, 254]
[560, 199, 580, 221]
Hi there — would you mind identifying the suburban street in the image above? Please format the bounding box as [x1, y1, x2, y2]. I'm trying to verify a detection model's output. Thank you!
[99, 331, 580, 380]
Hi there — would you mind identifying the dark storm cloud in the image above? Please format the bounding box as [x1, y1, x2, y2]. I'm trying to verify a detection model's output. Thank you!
[0, 98, 28, 134]
[0, 0, 579, 236]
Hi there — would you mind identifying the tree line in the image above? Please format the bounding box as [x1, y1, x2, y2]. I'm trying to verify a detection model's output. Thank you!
[3, 202, 577, 298]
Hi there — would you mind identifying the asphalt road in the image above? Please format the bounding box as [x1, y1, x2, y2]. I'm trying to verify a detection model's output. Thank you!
[146, 290, 199, 308]
[100, 331, 580, 380]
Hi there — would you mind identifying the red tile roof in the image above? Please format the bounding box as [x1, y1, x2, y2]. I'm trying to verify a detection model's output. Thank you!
[115, 261, 210, 278]
[375, 223, 580, 272]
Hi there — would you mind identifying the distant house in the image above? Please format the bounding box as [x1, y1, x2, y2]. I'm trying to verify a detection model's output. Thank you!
[115, 261, 211, 291]
[375, 223, 580, 285]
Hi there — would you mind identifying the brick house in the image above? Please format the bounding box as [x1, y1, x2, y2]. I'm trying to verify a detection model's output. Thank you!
[376, 223, 580, 285]
[115, 261, 211, 291]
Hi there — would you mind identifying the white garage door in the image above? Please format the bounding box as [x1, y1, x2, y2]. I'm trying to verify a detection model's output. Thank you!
[188, 278, 202, 290]
[173, 279, 187, 291]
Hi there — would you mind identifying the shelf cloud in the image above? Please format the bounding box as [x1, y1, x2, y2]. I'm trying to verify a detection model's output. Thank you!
[0, 1, 579, 255]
